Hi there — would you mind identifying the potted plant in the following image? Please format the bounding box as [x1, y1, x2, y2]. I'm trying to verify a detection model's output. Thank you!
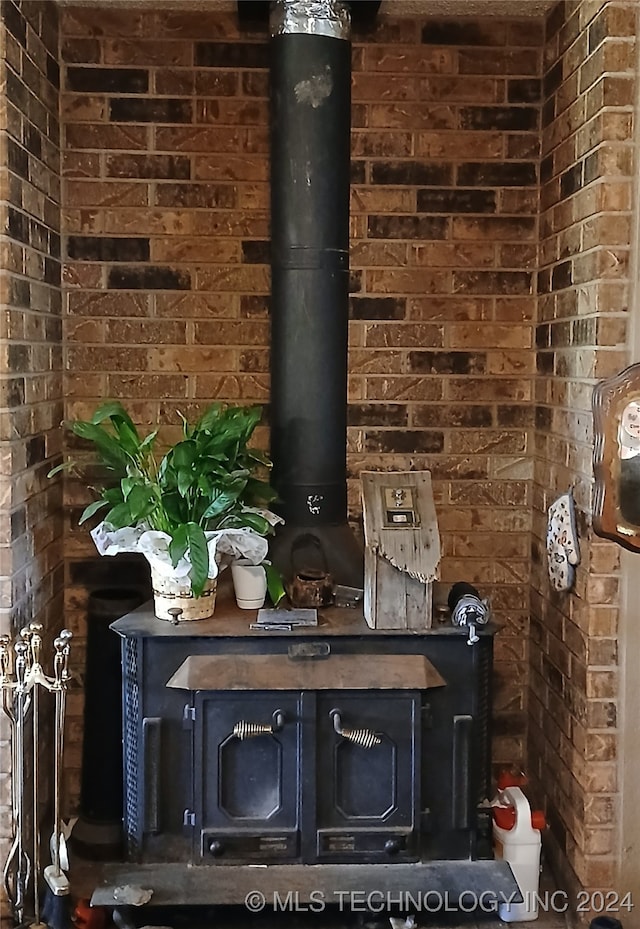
[50, 401, 285, 619]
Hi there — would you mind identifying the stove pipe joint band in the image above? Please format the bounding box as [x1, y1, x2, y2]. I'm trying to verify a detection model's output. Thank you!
[270, 1, 351, 40]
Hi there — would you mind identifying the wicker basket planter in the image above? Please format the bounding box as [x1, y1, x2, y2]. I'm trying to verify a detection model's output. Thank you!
[151, 567, 217, 622]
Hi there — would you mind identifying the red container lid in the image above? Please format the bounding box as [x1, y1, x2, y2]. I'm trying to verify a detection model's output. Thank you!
[492, 805, 546, 831]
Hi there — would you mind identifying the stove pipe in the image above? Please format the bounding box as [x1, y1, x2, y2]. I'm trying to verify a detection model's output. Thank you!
[269, 0, 363, 587]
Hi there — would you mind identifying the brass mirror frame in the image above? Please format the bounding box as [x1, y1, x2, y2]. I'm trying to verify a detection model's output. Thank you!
[593, 362, 640, 552]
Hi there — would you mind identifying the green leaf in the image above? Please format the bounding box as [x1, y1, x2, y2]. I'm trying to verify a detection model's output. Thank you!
[177, 467, 195, 498]
[172, 440, 197, 469]
[264, 562, 286, 606]
[246, 447, 271, 467]
[169, 524, 188, 567]
[128, 484, 156, 522]
[186, 523, 210, 597]
[177, 410, 190, 439]
[71, 422, 130, 470]
[78, 499, 110, 525]
[121, 477, 135, 500]
[104, 486, 125, 505]
[139, 430, 158, 454]
[158, 460, 178, 490]
[236, 512, 271, 535]
[201, 485, 244, 521]
[202, 450, 227, 464]
[235, 404, 262, 432]
[104, 502, 134, 530]
[197, 474, 213, 496]
[243, 478, 278, 506]
[160, 491, 187, 524]
[195, 403, 223, 433]
[47, 461, 72, 478]
[215, 513, 243, 530]
[111, 419, 143, 456]
[91, 402, 137, 431]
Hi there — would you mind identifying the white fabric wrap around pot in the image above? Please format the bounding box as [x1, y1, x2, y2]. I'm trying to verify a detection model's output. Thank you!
[90, 523, 269, 580]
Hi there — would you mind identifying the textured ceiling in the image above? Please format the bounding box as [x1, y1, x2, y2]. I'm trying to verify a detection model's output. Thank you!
[58, 0, 556, 17]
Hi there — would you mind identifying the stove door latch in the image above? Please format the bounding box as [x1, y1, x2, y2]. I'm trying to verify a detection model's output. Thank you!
[232, 709, 285, 739]
[330, 708, 381, 749]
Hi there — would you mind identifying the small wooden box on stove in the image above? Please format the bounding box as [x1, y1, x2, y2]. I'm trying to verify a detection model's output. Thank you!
[361, 470, 441, 630]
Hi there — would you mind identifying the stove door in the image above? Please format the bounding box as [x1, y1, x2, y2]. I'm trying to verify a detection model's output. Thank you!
[315, 691, 420, 862]
[195, 692, 302, 863]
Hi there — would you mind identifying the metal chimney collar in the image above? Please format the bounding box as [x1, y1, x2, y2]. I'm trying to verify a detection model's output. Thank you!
[270, 0, 351, 39]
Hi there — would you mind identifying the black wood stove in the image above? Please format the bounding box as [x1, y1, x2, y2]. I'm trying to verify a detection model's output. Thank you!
[90, 580, 518, 913]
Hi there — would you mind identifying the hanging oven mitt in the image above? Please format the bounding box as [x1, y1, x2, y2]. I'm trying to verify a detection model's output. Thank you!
[546, 490, 580, 591]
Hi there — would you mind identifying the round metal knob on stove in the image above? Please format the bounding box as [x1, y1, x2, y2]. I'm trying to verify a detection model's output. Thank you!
[384, 838, 402, 856]
[208, 839, 225, 857]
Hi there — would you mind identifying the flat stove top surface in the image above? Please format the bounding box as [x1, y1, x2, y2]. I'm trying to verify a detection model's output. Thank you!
[110, 576, 495, 639]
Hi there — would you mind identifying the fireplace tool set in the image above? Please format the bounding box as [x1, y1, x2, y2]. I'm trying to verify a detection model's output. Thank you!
[1, 624, 73, 929]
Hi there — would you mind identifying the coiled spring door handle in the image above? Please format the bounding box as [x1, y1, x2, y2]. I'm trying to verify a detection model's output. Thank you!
[330, 708, 381, 749]
[233, 709, 285, 740]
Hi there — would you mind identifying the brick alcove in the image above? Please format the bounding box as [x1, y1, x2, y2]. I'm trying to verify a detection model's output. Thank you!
[0, 0, 638, 919]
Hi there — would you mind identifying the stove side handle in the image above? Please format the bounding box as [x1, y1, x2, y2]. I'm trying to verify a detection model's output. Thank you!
[451, 714, 473, 830]
[142, 716, 162, 835]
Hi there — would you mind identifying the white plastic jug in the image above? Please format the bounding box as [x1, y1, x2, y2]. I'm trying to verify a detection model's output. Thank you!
[493, 786, 542, 922]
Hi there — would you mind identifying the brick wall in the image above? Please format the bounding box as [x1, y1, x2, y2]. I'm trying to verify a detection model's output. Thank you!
[348, 16, 542, 773]
[0, 0, 62, 915]
[529, 0, 636, 899]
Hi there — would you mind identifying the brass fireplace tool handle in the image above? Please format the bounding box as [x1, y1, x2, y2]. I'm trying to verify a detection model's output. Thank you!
[330, 709, 381, 749]
[233, 709, 285, 740]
